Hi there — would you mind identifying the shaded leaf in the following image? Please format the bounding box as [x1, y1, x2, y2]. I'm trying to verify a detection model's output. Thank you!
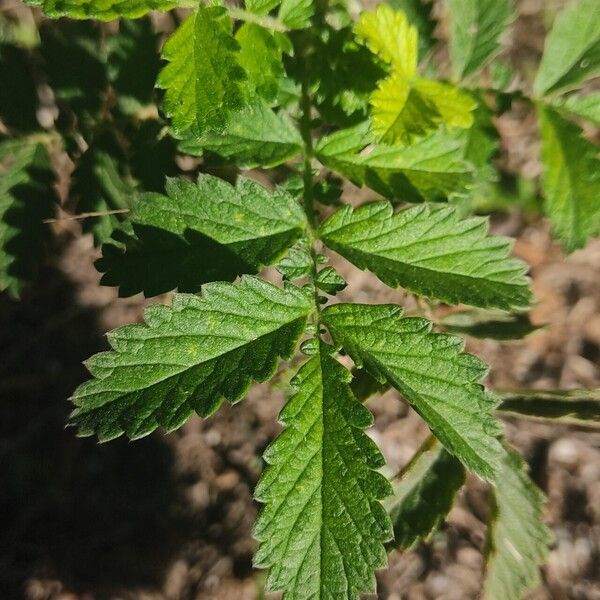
[97, 175, 306, 296]
[386, 437, 465, 549]
[440, 309, 538, 340]
[278, 0, 314, 29]
[23, 0, 178, 20]
[549, 92, 600, 127]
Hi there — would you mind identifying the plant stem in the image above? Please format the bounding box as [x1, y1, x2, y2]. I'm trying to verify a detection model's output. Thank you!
[227, 7, 289, 32]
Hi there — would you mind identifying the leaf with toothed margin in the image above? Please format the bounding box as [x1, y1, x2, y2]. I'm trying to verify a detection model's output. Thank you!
[320, 201, 532, 310]
[322, 303, 504, 480]
[22, 0, 179, 20]
[96, 174, 306, 297]
[69, 276, 312, 441]
[254, 341, 392, 599]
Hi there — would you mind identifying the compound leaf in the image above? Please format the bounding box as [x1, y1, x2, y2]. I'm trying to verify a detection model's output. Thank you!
[322, 303, 504, 480]
[320, 202, 531, 310]
[447, 0, 513, 80]
[70, 276, 312, 441]
[386, 437, 465, 549]
[483, 450, 552, 600]
[538, 106, 600, 252]
[23, 0, 177, 19]
[178, 100, 302, 169]
[315, 122, 472, 202]
[0, 141, 55, 297]
[254, 341, 392, 599]
[97, 174, 306, 297]
[157, 7, 247, 139]
[549, 92, 600, 127]
[534, 0, 600, 96]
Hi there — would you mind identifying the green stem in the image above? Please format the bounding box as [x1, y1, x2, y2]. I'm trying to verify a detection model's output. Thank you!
[227, 7, 289, 32]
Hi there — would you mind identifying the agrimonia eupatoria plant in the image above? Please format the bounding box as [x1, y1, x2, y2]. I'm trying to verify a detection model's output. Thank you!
[2, 0, 600, 597]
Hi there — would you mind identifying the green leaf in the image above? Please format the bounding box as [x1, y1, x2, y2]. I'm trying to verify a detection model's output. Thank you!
[236, 23, 284, 103]
[245, 0, 282, 15]
[497, 389, 600, 428]
[254, 341, 392, 599]
[70, 132, 136, 245]
[355, 4, 418, 77]
[278, 0, 314, 29]
[322, 303, 504, 480]
[23, 0, 178, 20]
[549, 92, 600, 127]
[538, 106, 600, 252]
[276, 239, 312, 280]
[0, 141, 55, 297]
[315, 122, 472, 202]
[320, 202, 531, 310]
[447, 0, 513, 80]
[440, 309, 539, 340]
[70, 276, 312, 441]
[107, 18, 160, 115]
[385, 0, 436, 59]
[534, 0, 600, 96]
[371, 75, 475, 144]
[315, 266, 347, 294]
[157, 7, 247, 139]
[97, 175, 306, 297]
[178, 100, 302, 169]
[484, 450, 552, 600]
[386, 437, 465, 549]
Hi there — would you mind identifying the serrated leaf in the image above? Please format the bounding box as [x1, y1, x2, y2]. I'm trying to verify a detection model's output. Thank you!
[254, 341, 392, 599]
[386, 437, 465, 549]
[385, 0, 436, 59]
[355, 4, 418, 77]
[447, 0, 513, 80]
[70, 132, 136, 245]
[236, 23, 284, 103]
[23, 0, 178, 20]
[0, 141, 55, 297]
[497, 389, 600, 428]
[322, 303, 504, 480]
[178, 100, 302, 169]
[107, 18, 159, 115]
[278, 0, 314, 29]
[157, 8, 247, 139]
[315, 266, 347, 294]
[97, 175, 306, 297]
[549, 92, 600, 127]
[538, 106, 600, 252]
[70, 276, 312, 441]
[371, 74, 475, 144]
[276, 239, 312, 280]
[320, 202, 531, 310]
[484, 450, 552, 600]
[315, 122, 472, 202]
[534, 0, 600, 96]
[440, 309, 539, 340]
